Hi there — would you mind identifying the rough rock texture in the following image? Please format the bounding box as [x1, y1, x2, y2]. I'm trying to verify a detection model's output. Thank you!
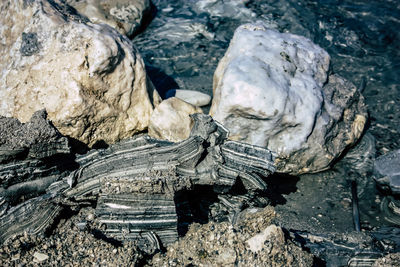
[148, 97, 202, 142]
[373, 253, 400, 267]
[149, 206, 314, 266]
[0, 208, 144, 266]
[0, 0, 159, 146]
[0, 114, 275, 251]
[66, 0, 151, 37]
[0, 110, 72, 200]
[374, 149, 400, 195]
[0, 110, 69, 162]
[210, 22, 367, 174]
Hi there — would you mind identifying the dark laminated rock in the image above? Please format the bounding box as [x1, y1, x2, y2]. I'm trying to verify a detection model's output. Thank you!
[0, 114, 276, 252]
[96, 193, 177, 251]
[0, 194, 62, 244]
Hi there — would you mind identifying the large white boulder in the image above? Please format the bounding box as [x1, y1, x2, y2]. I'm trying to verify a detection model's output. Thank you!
[0, 0, 160, 146]
[66, 0, 151, 37]
[210, 22, 367, 174]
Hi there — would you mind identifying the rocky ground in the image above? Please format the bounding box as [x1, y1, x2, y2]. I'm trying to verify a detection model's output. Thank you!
[1, 0, 399, 266]
[0, 207, 145, 266]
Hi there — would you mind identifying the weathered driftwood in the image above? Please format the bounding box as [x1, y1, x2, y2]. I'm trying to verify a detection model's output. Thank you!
[0, 113, 275, 249]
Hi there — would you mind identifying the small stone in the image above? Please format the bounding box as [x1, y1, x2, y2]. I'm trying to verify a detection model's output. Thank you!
[87, 213, 95, 221]
[148, 97, 202, 142]
[166, 89, 211, 107]
[11, 254, 20, 261]
[33, 252, 49, 263]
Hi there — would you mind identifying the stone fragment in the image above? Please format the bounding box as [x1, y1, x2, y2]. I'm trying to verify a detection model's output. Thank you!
[0, 110, 70, 162]
[374, 149, 400, 195]
[33, 252, 49, 263]
[210, 22, 367, 174]
[66, 0, 151, 37]
[165, 89, 212, 107]
[148, 97, 202, 142]
[0, 0, 159, 146]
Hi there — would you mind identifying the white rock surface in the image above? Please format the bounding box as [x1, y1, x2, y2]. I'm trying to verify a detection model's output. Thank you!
[148, 97, 202, 142]
[246, 224, 285, 253]
[166, 89, 211, 107]
[0, 0, 160, 146]
[210, 22, 367, 174]
[67, 0, 151, 37]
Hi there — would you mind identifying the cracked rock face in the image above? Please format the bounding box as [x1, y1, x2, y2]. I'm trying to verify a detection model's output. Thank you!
[210, 22, 367, 175]
[0, 0, 159, 146]
[66, 0, 151, 37]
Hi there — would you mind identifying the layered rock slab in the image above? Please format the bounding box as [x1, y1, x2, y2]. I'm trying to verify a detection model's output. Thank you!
[0, 114, 276, 250]
[210, 22, 367, 174]
[0, 0, 158, 146]
[66, 0, 151, 37]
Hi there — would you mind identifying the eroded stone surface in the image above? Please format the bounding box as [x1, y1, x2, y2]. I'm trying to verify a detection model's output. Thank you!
[66, 0, 151, 37]
[148, 97, 202, 142]
[210, 22, 367, 174]
[0, 0, 158, 146]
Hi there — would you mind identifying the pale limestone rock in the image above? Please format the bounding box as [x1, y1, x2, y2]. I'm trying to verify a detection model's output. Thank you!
[148, 97, 202, 142]
[165, 89, 211, 107]
[66, 0, 151, 37]
[0, 0, 160, 146]
[210, 22, 367, 174]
